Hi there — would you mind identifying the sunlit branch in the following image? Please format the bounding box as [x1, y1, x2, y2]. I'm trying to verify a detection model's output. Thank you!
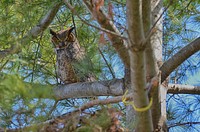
[28, 79, 200, 100]
[53, 79, 124, 100]
[168, 84, 200, 94]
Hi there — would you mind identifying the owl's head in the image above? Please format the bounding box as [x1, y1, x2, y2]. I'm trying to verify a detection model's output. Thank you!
[50, 27, 76, 49]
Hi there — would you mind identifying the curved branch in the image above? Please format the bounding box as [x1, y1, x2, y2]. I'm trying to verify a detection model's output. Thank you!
[160, 37, 200, 82]
[0, 2, 62, 59]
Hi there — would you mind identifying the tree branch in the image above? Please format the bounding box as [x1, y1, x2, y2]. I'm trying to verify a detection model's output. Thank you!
[78, 94, 132, 110]
[0, 2, 62, 59]
[1, 94, 132, 132]
[53, 79, 124, 100]
[167, 84, 200, 94]
[81, 0, 130, 68]
[27, 79, 200, 100]
[160, 37, 200, 82]
[98, 47, 116, 79]
[168, 121, 200, 129]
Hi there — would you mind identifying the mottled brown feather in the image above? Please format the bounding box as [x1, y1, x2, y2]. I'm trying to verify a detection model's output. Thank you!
[50, 27, 94, 84]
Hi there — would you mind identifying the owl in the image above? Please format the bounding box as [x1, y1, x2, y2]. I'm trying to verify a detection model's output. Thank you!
[50, 27, 93, 84]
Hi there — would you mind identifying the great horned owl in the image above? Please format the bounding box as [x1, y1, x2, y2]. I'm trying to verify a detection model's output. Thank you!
[50, 27, 93, 84]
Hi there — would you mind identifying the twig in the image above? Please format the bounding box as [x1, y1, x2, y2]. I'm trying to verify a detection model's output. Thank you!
[79, 94, 132, 111]
[31, 33, 43, 82]
[70, 0, 77, 37]
[47, 100, 59, 118]
[63, 1, 128, 40]
[51, 94, 132, 124]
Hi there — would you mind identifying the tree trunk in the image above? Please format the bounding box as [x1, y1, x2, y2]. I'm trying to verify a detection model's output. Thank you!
[151, 0, 168, 131]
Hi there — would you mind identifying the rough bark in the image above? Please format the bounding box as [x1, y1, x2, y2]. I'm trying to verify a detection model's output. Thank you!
[1, 1, 200, 132]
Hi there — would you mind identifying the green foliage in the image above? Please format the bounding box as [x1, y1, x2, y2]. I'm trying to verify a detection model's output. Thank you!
[0, 74, 27, 99]
[77, 109, 112, 132]
[0, 0, 199, 131]
[163, 0, 200, 83]
[0, 0, 121, 130]
[77, 126, 94, 132]
[0, 73, 54, 102]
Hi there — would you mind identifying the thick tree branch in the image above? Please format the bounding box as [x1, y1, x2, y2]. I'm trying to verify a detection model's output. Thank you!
[53, 79, 124, 100]
[167, 84, 200, 94]
[81, 0, 130, 68]
[160, 37, 200, 82]
[2, 82, 200, 131]
[0, 2, 62, 59]
[29, 79, 200, 100]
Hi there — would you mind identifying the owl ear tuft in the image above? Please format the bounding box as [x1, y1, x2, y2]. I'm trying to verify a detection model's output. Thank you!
[50, 29, 57, 36]
[68, 27, 75, 36]
[68, 27, 75, 33]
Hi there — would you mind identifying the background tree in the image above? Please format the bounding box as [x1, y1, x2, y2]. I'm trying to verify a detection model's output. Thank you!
[0, 0, 200, 132]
